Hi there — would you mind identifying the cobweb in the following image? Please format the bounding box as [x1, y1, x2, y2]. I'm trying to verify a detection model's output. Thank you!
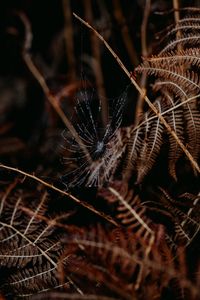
[61, 83, 128, 188]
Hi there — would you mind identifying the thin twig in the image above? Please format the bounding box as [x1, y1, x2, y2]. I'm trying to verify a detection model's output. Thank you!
[0, 163, 118, 227]
[73, 13, 200, 174]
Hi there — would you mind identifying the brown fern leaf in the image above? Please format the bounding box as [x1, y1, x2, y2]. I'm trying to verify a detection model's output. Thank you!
[152, 88, 200, 173]
[162, 92, 184, 180]
[99, 181, 153, 243]
[178, 192, 200, 244]
[158, 14, 200, 55]
[126, 125, 143, 169]
[60, 225, 139, 299]
[180, 192, 200, 221]
[136, 101, 164, 183]
[131, 14, 200, 181]
[144, 188, 200, 247]
[148, 48, 200, 69]
[61, 225, 152, 297]
[125, 108, 151, 178]
[61, 224, 199, 300]
[0, 179, 76, 299]
[159, 32, 200, 55]
[184, 101, 200, 162]
[135, 61, 200, 93]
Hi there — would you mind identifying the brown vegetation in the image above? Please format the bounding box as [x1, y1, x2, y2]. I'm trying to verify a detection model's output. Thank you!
[0, 1, 200, 299]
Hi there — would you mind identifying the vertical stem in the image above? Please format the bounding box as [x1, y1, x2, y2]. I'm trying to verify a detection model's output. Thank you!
[173, 0, 182, 63]
[62, 0, 76, 81]
[141, 0, 151, 58]
[173, 0, 180, 24]
[113, 0, 138, 66]
[135, 0, 151, 125]
[84, 0, 108, 128]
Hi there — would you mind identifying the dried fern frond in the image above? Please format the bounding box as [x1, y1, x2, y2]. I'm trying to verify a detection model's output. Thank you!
[144, 188, 200, 247]
[136, 100, 164, 183]
[61, 225, 146, 297]
[99, 181, 153, 243]
[162, 92, 184, 179]
[148, 48, 200, 67]
[136, 62, 200, 92]
[127, 13, 200, 181]
[61, 223, 199, 300]
[0, 179, 77, 299]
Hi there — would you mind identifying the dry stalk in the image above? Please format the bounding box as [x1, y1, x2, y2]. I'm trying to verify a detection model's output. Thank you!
[135, 0, 151, 125]
[62, 0, 76, 81]
[173, 0, 180, 24]
[113, 0, 138, 66]
[173, 0, 182, 54]
[84, 0, 108, 127]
